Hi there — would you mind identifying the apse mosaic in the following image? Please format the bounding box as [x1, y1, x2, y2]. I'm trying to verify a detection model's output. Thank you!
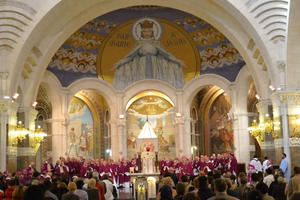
[126, 95, 176, 159]
[48, 6, 245, 88]
[68, 97, 94, 158]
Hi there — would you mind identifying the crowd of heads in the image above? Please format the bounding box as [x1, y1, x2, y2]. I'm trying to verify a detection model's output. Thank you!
[0, 153, 300, 200]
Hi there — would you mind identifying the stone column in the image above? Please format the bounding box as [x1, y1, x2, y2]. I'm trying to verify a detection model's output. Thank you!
[0, 72, 9, 97]
[232, 112, 251, 166]
[175, 115, 184, 158]
[229, 83, 252, 166]
[117, 118, 126, 159]
[5, 102, 18, 172]
[0, 100, 18, 171]
[175, 90, 185, 157]
[48, 118, 68, 163]
[184, 116, 192, 158]
[277, 61, 286, 90]
[0, 104, 8, 171]
[271, 94, 284, 165]
[110, 120, 118, 161]
[115, 92, 127, 159]
[50, 89, 70, 162]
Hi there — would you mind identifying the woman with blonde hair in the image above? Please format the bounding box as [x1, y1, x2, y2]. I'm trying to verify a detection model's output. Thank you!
[86, 178, 101, 200]
[157, 177, 177, 200]
[61, 182, 79, 200]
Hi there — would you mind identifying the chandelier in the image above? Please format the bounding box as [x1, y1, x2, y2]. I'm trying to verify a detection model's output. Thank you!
[29, 125, 47, 148]
[290, 116, 300, 137]
[248, 120, 264, 142]
[9, 121, 30, 145]
[248, 115, 281, 142]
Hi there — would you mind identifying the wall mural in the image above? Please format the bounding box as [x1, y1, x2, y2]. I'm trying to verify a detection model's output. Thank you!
[68, 97, 94, 158]
[47, 6, 245, 87]
[209, 94, 234, 154]
[126, 95, 176, 159]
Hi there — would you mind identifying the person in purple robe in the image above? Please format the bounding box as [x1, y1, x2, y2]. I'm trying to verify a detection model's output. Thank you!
[176, 158, 184, 182]
[74, 158, 81, 176]
[110, 160, 118, 185]
[107, 159, 114, 179]
[98, 160, 105, 178]
[198, 156, 205, 173]
[160, 157, 173, 176]
[203, 156, 213, 174]
[54, 160, 69, 176]
[123, 160, 131, 187]
[80, 161, 89, 178]
[131, 158, 139, 173]
[192, 156, 201, 177]
[94, 159, 100, 172]
[68, 157, 77, 178]
[117, 160, 125, 188]
[26, 162, 37, 176]
[159, 159, 166, 176]
[182, 158, 193, 177]
[229, 153, 238, 176]
[210, 154, 217, 169]
[41, 157, 54, 175]
[216, 154, 225, 174]
[17, 171, 26, 186]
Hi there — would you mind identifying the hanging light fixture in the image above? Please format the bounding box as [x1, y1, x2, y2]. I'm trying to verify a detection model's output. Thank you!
[29, 125, 47, 148]
[248, 120, 263, 141]
[248, 114, 280, 141]
[9, 121, 30, 145]
[263, 115, 274, 134]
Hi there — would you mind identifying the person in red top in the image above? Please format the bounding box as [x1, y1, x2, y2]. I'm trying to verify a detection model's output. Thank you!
[3, 179, 15, 200]
[92, 172, 105, 200]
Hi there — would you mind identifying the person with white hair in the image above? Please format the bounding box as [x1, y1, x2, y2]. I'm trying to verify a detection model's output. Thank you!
[102, 174, 114, 200]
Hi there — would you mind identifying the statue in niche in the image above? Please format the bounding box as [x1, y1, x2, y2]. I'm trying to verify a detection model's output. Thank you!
[112, 18, 185, 90]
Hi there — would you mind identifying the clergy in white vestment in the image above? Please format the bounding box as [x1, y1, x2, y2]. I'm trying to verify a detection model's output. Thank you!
[249, 155, 263, 173]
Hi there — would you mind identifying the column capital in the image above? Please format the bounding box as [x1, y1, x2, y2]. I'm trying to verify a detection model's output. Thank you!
[175, 116, 185, 124]
[0, 72, 9, 79]
[18, 106, 37, 113]
[175, 90, 184, 96]
[278, 91, 300, 105]
[256, 99, 272, 115]
[276, 60, 286, 72]
[0, 100, 18, 113]
[117, 118, 126, 127]
[228, 83, 237, 90]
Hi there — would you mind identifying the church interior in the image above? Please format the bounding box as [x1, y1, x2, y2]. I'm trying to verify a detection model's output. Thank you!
[0, 0, 300, 199]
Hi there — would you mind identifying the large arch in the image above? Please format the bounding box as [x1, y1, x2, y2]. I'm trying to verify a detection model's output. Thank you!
[122, 79, 177, 113]
[183, 74, 232, 112]
[11, 0, 270, 107]
[67, 78, 117, 119]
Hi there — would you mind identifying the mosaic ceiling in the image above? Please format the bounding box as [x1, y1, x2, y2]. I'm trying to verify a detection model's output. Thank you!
[47, 6, 245, 88]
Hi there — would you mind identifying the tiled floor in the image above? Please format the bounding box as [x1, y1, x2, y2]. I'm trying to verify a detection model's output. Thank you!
[117, 187, 156, 200]
[117, 187, 134, 200]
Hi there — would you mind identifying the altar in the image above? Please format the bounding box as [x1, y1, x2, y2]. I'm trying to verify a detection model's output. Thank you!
[130, 121, 160, 199]
[130, 172, 160, 199]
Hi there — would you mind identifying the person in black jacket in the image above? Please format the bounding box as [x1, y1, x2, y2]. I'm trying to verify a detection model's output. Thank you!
[268, 175, 286, 200]
[197, 176, 214, 200]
